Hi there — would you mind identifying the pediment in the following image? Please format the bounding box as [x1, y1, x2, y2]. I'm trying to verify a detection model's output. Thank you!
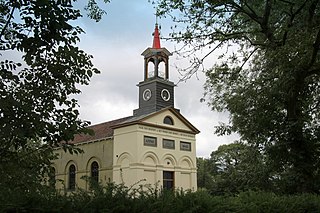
[112, 107, 200, 134]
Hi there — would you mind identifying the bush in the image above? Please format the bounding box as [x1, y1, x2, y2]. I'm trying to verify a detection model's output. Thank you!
[1, 183, 320, 212]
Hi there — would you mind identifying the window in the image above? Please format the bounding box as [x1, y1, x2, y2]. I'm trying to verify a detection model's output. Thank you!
[162, 139, 175, 149]
[163, 116, 174, 125]
[147, 60, 155, 78]
[158, 61, 166, 79]
[91, 161, 99, 183]
[68, 164, 76, 190]
[144, 136, 157, 147]
[163, 171, 174, 190]
[180, 141, 191, 151]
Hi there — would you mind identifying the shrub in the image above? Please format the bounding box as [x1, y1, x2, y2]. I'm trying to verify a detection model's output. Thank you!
[1, 183, 320, 212]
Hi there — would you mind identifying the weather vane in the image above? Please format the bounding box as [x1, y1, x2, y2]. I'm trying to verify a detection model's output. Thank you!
[155, 12, 161, 31]
[155, 11, 158, 25]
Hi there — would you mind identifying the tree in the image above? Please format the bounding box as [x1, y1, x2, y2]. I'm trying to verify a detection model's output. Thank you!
[0, 139, 57, 207]
[0, 0, 106, 199]
[156, 0, 320, 193]
[196, 157, 214, 189]
[209, 142, 271, 194]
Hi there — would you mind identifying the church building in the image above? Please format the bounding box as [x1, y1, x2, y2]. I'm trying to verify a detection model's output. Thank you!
[52, 24, 199, 192]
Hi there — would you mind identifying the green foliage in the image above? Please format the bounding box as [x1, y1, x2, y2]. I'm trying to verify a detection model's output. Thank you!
[156, 0, 320, 193]
[1, 182, 320, 212]
[210, 142, 271, 194]
[0, 0, 106, 204]
[0, 140, 59, 213]
[0, 0, 99, 149]
[0, 140, 55, 192]
[198, 142, 273, 195]
[196, 157, 215, 190]
[85, 0, 110, 22]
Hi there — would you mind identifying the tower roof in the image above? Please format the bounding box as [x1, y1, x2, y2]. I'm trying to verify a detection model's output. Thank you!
[152, 24, 161, 49]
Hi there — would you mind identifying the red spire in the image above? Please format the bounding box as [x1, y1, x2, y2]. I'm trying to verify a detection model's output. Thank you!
[152, 24, 161, 49]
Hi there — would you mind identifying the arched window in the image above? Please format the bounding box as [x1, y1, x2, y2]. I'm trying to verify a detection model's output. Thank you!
[158, 61, 166, 79]
[163, 116, 174, 125]
[91, 161, 99, 183]
[147, 60, 155, 78]
[68, 164, 76, 190]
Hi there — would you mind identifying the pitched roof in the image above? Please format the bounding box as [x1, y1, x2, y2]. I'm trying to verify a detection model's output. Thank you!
[68, 107, 199, 145]
[69, 116, 132, 144]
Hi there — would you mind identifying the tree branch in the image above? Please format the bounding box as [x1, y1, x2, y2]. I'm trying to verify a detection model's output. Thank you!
[0, 4, 16, 41]
[306, 68, 320, 76]
[238, 48, 258, 72]
[176, 41, 225, 83]
[243, 1, 259, 18]
[307, 28, 320, 74]
[280, 0, 308, 46]
[229, 1, 262, 24]
[232, 0, 279, 46]
[308, 0, 320, 26]
[262, 0, 272, 26]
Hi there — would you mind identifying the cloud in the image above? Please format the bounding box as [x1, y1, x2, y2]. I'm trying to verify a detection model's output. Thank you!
[0, 0, 235, 158]
[73, 0, 238, 158]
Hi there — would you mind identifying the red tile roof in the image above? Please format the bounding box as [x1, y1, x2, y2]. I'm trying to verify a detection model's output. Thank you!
[69, 116, 132, 144]
[67, 107, 199, 145]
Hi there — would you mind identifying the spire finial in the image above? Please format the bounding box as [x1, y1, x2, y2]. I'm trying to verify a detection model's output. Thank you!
[156, 14, 158, 25]
[152, 21, 161, 49]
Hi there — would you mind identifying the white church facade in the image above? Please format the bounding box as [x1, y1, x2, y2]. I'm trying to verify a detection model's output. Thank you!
[52, 24, 199, 192]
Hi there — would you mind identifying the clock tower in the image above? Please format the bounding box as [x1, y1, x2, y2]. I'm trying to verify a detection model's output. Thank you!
[133, 24, 176, 116]
[52, 23, 199, 193]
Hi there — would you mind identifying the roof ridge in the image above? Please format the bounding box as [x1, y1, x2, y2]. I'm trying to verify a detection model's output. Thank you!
[68, 115, 133, 144]
[87, 116, 133, 128]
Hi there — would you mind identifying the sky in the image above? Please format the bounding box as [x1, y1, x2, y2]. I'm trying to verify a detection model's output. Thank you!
[73, 0, 237, 158]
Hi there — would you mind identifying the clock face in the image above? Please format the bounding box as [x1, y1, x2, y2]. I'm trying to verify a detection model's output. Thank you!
[143, 89, 152, 101]
[161, 89, 170, 101]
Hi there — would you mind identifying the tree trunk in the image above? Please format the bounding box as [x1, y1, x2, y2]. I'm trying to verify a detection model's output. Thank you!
[286, 71, 315, 193]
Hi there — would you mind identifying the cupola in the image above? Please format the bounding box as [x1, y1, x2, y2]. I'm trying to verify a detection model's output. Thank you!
[141, 24, 172, 80]
[133, 24, 176, 116]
